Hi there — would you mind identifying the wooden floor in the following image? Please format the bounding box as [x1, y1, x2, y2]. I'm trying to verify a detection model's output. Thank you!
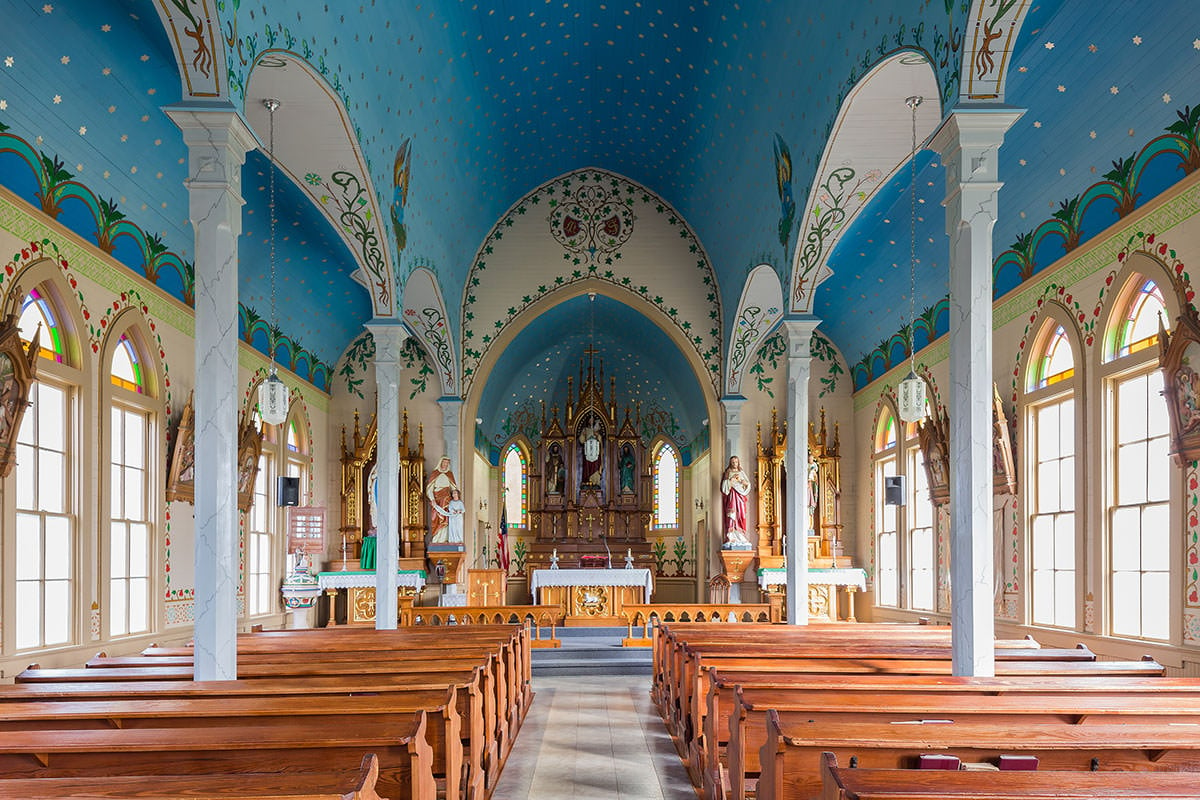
[490, 674, 695, 800]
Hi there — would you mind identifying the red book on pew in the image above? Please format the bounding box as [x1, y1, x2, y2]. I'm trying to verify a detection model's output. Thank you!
[997, 754, 1038, 771]
[918, 754, 961, 770]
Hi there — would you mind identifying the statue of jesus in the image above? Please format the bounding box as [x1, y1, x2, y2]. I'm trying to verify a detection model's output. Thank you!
[720, 455, 753, 549]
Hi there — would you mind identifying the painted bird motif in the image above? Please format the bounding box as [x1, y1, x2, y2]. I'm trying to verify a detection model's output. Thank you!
[773, 133, 796, 256]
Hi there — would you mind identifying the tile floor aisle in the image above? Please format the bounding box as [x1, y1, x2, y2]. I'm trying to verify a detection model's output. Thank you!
[490, 674, 697, 799]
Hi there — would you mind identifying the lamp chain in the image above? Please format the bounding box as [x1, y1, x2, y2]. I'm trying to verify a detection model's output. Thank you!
[265, 98, 279, 375]
[906, 95, 922, 373]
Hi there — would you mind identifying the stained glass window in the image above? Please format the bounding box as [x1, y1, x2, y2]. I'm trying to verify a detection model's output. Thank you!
[875, 410, 897, 452]
[652, 442, 679, 529]
[18, 289, 63, 363]
[109, 335, 143, 394]
[503, 443, 527, 528]
[1111, 279, 1167, 360]
[1034, 325, 1075, 389]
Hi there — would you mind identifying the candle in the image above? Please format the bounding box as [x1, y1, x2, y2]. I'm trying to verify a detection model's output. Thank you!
[553, 548, 558, 558]
[627, 548, 632, 559]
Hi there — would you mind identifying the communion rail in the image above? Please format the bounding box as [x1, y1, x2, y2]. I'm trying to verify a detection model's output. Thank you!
[620, 603, 777, 645]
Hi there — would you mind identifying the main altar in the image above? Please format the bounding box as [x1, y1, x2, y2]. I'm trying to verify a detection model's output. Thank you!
[530, 567, 654, 626]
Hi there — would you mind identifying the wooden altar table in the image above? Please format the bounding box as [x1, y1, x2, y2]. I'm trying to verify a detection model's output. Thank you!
[317, 570, 427, 626]
[757, 566, 866, 622]
[530, 568, 654, 627]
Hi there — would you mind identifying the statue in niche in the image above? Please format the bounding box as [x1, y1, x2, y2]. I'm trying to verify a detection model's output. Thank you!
[578, 413, 604, 488]
[546, 443, 565, 495]
[720, 455, 753, 549]
[619, 443, 636, 493]
[426, 455, 459, 543]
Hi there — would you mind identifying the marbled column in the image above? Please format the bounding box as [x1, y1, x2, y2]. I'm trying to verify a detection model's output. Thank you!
[166, 105, 257, 681]
[930, 106, 1023, 676]
[720, 395, 747, 602]
[783, 317, 820, 625]
[367, 319, 409, 629]
[438, 397, 464, 483]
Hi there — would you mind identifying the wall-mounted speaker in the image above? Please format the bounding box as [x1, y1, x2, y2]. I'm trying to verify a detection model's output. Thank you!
[276, 476, 300, 507]
[884, 475, 906, 506]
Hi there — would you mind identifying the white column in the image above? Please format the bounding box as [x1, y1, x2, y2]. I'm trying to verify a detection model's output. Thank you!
[720, 395, 747, 601]
[166, 105, 256, 681]
[783, 317, 820, 625]
[930, 106, 1023, 676]
[438, 397, 464, 480]
[367, 319, 408, 629]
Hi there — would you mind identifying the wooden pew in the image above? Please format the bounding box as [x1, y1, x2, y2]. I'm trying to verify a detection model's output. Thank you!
[0, 752, 388, 800]
[0, 690, 465, 800]
[757, 711, 1200, 800]
[818, 751, 1200, 800]
[0, 712, 436, 800]
[724, 686, 1200, 800]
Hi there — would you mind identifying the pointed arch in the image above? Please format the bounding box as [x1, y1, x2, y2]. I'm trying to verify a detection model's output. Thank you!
[502, 437, 531, 529]
[403, 267, 458, 396]
[651, 437, 681, 530]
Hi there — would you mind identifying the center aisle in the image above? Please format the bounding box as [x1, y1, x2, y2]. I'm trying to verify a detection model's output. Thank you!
[490, 674, 695, 800]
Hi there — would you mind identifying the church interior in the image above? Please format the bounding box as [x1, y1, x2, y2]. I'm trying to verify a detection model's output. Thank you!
[3, 0, 1200, 796]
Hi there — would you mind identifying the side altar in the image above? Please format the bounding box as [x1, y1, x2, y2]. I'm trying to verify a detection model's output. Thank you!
[530, 568, 654, 626]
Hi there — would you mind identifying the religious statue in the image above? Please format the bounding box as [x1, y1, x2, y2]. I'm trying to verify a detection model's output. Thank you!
[432, 487, 465, 544]
[720, 455, 753, 549]
[546, 444, 565, 495]
[0, 354, 18, 442]
[619, 444, 636, 493]
[579, 413, 603, 487]
[426, 455, 459, 543]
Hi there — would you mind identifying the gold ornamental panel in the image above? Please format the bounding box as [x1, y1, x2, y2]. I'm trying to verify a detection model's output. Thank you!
[573, 585, 611, 617]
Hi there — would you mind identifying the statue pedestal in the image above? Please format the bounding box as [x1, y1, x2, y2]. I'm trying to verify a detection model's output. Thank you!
[429, 547, 466, 591]
[719, 549, 757, 604]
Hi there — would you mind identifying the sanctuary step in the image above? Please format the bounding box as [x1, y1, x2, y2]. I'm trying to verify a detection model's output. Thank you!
[531, 627, 653, 676]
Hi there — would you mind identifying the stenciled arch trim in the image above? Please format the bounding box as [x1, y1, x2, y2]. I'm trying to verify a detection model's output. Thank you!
[99, 309, 166, 401]
[2, 256, 87, 372]
[403, 267, 457, 396]
[460, 168, 723, 395]
[1097, 254, 1184, 365]
[1091, 234, 1193, 361]
[789, 51, 941, 312]
[150, 0, 226, 99]
[959, 0, 1034, 102]
[244, 52, 396, 318]
[1019, 301, 1085, 399]
[1009, 285, 1087, 410]
[726, 264, 784, 396]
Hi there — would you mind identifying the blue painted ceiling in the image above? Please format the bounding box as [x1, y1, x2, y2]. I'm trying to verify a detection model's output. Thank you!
[2, 1, 1199, 397]
[477, 294, 705, 450]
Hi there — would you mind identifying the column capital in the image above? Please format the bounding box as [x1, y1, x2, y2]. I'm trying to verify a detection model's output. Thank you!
[781, 316, 820, 361]
[366, 318, 410, 364]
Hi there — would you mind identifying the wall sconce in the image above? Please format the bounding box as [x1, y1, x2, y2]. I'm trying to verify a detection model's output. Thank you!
[479, 499, 488, 511]
[695, 498, 705, 511]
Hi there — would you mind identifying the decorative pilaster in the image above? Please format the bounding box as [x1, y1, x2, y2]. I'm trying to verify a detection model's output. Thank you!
[166, 104, 257, 681]
[367, 319, 409, 629]
[438, 396, 464, 478]
[783, 317, 820, 625]
[930, 106, 1022, 676]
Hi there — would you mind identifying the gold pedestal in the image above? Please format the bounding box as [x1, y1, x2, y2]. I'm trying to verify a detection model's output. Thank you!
[430, 550, 466, 586]
[719, 550, 757, 586]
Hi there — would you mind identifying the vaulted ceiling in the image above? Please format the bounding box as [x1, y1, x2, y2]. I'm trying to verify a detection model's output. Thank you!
[1, 0, 1197, 406]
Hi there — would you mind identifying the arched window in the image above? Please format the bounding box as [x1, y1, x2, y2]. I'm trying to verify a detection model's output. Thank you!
[652, 442, 680, 529]
[1025, 318, 1078, 629]
[12, 284, 78, 650]
[283, 411, 311, 505]
[105, 327, 156, 637]
[873, 407, 899, 607]
[18, 288, 64, 363]
[503, 443, 527, 528]
[1103, 276, 1171, 640]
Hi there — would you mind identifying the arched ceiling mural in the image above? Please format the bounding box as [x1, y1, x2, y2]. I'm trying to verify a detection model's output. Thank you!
[1, 0, 1198, 398]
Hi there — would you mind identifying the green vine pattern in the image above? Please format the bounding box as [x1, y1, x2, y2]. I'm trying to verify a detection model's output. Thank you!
[727, 303, 781, 395]
[810, 330, 845, 398]
[790, 166, 881, 310]
[749, 331, 787, 398]
[404, 305, 456, 394]
[335, 329, 434, 400]
[310, 171, 393, 314]
[461, 168, 722, 395]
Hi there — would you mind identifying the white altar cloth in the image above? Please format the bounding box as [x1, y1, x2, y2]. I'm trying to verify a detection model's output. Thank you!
[757, 567, 866, 591]
[530, 568, 654, 601]
[317, 570, 427, 591]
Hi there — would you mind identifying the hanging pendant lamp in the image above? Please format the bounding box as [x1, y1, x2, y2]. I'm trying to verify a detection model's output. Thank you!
[897, 95, 927, 425]
[258, 98, 289, 427]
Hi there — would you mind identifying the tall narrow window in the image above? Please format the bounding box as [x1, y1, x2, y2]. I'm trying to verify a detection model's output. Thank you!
[503, 443, 527, 528]
[906, 441, 934, 611]
[873, 409, 899, 607]
[1026, 322, 1077, 629]
[284, 416, 310, 504]
[15, 380, 73, 648]
[1106, 277, 1170, 640]
[109, 404, 150, 635]
[247, 452, 275, 615]
[653, 442, 680, 529]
